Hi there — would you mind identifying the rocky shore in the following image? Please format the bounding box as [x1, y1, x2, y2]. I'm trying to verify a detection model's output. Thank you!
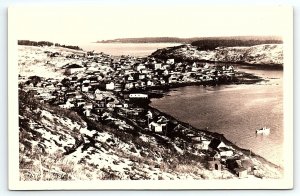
[151, 44, 283, 66]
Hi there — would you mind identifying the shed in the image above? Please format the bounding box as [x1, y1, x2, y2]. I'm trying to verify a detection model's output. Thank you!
[207, 160, 222, 171]
[234, 167, 248, 178]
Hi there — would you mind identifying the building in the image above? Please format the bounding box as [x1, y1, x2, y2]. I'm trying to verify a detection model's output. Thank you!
[207, 160, 222, 171]
[129, 93, 148, 99]
[234, 167, 248, 178]
[208, 138, 227, 152]
[154, 63, 162, 70]
[65, 64, 84, 75]
[149, 121, 167, 133]
[106, 82, 115, 90]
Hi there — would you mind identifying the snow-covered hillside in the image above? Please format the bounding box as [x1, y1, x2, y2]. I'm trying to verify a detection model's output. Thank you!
[18, 46, 85, 79]
[19, 90, 235, 180]
[151, 44, 283, 66]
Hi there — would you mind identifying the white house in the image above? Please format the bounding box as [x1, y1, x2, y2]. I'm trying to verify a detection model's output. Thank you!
[82, 85, 89, 92]
[149, 121, 167, 133]
[147, 80, 154, 86]
[166, 59, 175, 64]
[106, 82, 115, 90]
[136, 64, 146, 72]
[59, 100, 74, 109]
[84, 103, 93, 110]
[154, 63, 162, 70]
[83, 109, 91, 117]
[219, 147, 234, 157]
[65, 64, 85, 75]
[129, 93, 148, 99]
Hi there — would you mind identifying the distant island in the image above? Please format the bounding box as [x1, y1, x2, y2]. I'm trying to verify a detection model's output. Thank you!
[96, 36, 282, 47]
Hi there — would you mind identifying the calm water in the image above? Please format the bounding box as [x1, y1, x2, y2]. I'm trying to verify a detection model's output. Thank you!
[80, 43, 182, 57]
[151, 65, 283, 166]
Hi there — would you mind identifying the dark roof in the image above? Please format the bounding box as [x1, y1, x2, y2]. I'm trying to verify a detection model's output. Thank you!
[208, 138, 222, 150]
[241, 159, 253, 168]
[65, 64, 83, 69]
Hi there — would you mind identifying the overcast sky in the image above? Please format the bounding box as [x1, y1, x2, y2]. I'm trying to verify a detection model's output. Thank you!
[10, 5, 291, 45]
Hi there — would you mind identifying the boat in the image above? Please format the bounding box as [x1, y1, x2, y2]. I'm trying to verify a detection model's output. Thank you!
[256, 127, 270, 135]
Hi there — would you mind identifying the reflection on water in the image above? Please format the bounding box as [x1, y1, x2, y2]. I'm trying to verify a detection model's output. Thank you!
[151, 66, 283, 166]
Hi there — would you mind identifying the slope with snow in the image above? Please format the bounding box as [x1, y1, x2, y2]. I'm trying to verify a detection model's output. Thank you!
[151, 44, 283, 66]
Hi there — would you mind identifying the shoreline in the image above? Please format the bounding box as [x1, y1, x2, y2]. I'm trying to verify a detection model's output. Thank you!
[147, 104, 283, 171]
[141, 69, 281, 170]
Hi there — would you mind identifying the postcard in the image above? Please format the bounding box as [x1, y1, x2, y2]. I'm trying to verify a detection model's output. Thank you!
[8, 5, 293, 190]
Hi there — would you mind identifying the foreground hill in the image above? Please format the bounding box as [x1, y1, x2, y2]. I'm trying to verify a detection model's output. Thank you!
[19, 90, 237, 180]
[151, 44, 283, 66]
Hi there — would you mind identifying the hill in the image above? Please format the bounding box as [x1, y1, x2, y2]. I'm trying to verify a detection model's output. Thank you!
[191, 36, 282, 50]
[19, 89, 234, 180]
[96, 36, 282, 45]
[151, 44, 283, 66]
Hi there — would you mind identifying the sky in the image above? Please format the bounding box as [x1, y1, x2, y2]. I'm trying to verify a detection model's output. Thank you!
[9, 5, 291, 45]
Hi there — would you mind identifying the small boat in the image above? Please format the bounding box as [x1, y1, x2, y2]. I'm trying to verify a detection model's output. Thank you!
[256, 127, 270, 135]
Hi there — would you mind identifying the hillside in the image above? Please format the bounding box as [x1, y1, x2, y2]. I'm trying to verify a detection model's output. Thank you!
[191, 36, 282, 50]
[151, 44, 283, 66]
[19, 90, 237, 180]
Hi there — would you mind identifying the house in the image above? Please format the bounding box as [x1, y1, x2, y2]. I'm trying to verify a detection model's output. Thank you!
[136, 64, 146, 72]
[81, 84, 89, 92]
[149, 121, 167, 133]
[146, 111, 153, 119]
[174, 124, 188, 134]
[234, 167, 248, 178]
[59, 100, 74, 109]
[166, 59, 175, 64]
[139, 74, 146, 80]
[193, 140, 211, 150]
[219, 147, 234, 157]
[239, 159, 254, 173]
[84, 103, 93, 110]
[75, 93, 83, 99]
[154, 63, 162, 70]
[65, 64, 84, 75]
[157, 116, 169, 124]
[147, 80, 154, 86]
[127, 75, 135, 81]
[129, 93, 148, 99]
[208, 138, 227, 152]
[125, 83, 134, 89]
[106, 82, 115, 90]
[207, 160, 222, 171]
[76, 99, 86, 107]
[83, 109, 91, 117]
[226, 158, 253, 178]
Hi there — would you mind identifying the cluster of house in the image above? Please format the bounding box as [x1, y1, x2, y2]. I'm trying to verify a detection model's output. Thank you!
[205, 138, 254, 178]
[61, 50, 236, 93]
[20, 49, 235, 117]
[19, 49, 252, 178]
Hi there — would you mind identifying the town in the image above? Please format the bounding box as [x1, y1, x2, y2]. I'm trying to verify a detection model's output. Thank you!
[18, 47, 278, 179]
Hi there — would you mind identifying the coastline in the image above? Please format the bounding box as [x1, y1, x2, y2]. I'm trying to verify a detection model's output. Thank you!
[147, 104, 283, 171]
[143, 69, 282, 170]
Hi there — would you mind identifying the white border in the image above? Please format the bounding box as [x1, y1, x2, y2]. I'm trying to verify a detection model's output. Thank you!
[7, 4, 294, 190]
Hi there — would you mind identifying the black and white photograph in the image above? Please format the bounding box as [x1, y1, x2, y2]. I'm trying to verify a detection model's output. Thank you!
[8, 5, 293, 190]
